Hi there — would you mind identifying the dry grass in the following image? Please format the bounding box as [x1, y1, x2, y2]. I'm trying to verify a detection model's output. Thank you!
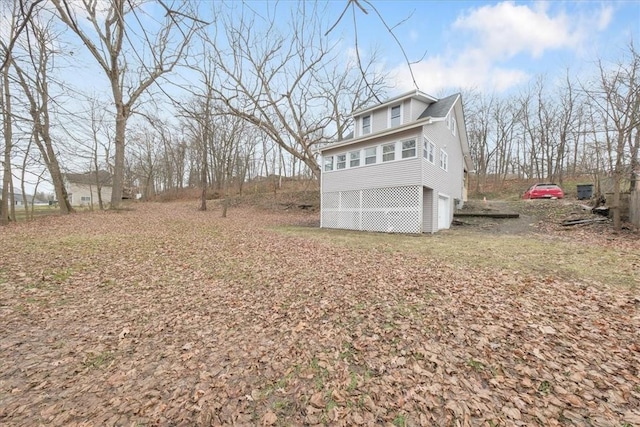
[276, 224, 638, 288]
[1, 201, 639, 426]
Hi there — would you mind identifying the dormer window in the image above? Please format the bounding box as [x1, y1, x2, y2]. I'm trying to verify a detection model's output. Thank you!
[390, 105, 401, 127]
[362, 115, 371, 135]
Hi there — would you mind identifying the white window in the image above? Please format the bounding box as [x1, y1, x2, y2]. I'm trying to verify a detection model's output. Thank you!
[401, 139, 416, 159]
[440, 149, 448, 171]
[382, 143, 395, 162]
[423, 139, 435, 163]
[365, 147, 377, 165]
[81, 196, 91, 202]
[349, 151, 360, 168]
[450, 116, 457, 136]
[446, 113, 450, 129]
[390, 105, 401, 127]
[362, 115, 371, 135]
[324, 156, 334, 171]
[336, 154, 347, 169]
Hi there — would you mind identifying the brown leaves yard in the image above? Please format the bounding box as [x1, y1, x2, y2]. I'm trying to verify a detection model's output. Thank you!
[1, 201, 639, 426]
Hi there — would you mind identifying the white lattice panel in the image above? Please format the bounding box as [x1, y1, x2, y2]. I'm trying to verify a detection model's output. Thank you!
[321, 186, 421, 233]
[322, 192, 339, 209]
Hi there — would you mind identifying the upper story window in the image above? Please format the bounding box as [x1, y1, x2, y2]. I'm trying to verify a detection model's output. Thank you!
[390, 105, 401, 127]
[336, 154, 346, 170]
[446, 112, 457, 136]
[362, 115, 371, 135]
[401, 139, 416, 159]
[349, 150, 360, 168]
[324, 155, 334, 171]
[365, 147, 377, 165]
[423, 139, 435, 164]
[382, 143, 395, 162]
[440, 149, 448, 171]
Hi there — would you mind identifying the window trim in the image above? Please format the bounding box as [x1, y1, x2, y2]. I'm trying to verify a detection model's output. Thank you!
[364, 146, 377, 165]
[440, 149, 448, 171]
[389, 104, 402, 127]
[323, 155, 334, 172]
[336, 154, 347, 170]
[382, 142, 396, 162]
[362, 115, 371, 135]
[401, 139, 416, 159]
[349, 150, 361, 168]
[423, 138, 435, 164]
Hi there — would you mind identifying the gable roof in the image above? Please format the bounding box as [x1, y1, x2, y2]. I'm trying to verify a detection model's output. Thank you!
[352, 90, 438, 117]
[64, 170, 113, 186]
[417, 93, 459, 120]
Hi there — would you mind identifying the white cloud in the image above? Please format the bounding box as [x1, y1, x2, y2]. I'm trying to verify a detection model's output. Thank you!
[392, 55, 529, 95]
[596, 5, 613, 31]
[452, 1, 583, 59]
[390, 1, 614, 94]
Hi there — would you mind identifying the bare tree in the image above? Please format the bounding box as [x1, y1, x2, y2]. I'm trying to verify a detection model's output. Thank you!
[10, 14, 74, 214]
[584, 43, 640, 229]
[51, 0, 200, 208]
[0, 0, 20, 224]
[205, 1, 387, 178]
[0, 0, 45, 70]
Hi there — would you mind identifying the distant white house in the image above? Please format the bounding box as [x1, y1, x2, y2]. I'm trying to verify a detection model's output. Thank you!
[318, 90, 472, 234]
[63, 171, 113, 208]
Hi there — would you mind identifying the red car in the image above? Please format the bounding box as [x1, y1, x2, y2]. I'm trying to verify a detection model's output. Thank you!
[523, 183, 564, 199]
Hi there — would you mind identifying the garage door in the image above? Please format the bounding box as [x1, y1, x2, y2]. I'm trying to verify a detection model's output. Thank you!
[438, 195, 450, 230]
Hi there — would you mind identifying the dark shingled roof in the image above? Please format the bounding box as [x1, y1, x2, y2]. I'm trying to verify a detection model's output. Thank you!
[64, 170, 113, 186]
[417, 93, 459, 120]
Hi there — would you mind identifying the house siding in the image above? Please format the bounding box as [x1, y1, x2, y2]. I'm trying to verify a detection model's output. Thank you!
[422, 187, 434, 233]
[409, 99, 429, 122]
[68, 182, 112, 207]
[322, 129, 422, 193]
[402, 99, 411, 125]
[371, 107, 387, 133]
[421, 118, 465, 229]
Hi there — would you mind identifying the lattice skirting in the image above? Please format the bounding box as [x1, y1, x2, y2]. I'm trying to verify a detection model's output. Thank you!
[321, 186, 422, 233]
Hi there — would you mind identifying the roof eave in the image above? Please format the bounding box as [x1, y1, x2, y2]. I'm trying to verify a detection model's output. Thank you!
[351, 90, 438, 117]
[319, 117, 433, 152]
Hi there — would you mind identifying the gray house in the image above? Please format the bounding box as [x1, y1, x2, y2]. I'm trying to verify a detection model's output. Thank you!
[319, 90, 472, 234]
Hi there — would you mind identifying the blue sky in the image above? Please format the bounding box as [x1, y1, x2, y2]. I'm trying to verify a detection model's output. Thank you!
[334, 0, 639, 95]
[3, 0, 640, 194]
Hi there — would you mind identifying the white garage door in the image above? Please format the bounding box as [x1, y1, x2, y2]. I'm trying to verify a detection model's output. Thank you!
[438, 195, 450, 230]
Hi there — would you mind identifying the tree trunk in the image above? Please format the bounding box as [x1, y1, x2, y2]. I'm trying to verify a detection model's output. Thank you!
[199, 135, 208, 212]
[38, 115, 73, 213]
[1, 61, 12, 224]
[111, 102, 126, 208]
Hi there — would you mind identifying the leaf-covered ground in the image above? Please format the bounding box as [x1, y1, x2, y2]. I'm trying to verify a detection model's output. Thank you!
[1, 201, 639, 426]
